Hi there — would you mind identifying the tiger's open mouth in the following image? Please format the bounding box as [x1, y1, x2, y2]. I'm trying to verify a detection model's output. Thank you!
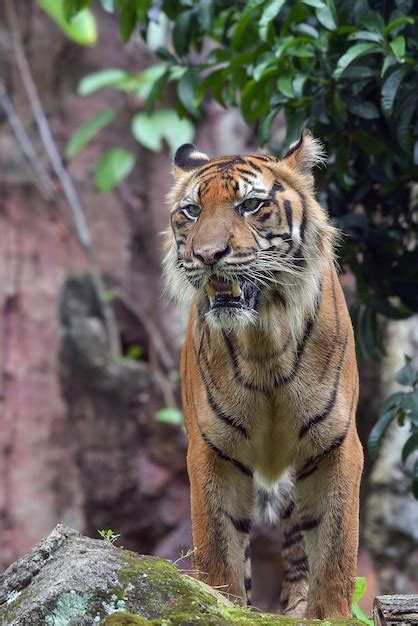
[204, 275, 259, 312]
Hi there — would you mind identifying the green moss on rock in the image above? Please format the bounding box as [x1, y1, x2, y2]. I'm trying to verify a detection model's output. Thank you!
[102, 614, 152, 625]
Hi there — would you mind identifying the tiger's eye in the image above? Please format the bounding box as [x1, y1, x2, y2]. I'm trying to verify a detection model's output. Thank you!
[182, 204, 201, 220]
[239, 198, 263, 214]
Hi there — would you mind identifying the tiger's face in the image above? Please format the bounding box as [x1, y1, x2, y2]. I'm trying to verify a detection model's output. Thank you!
[165, 131, 335, 330]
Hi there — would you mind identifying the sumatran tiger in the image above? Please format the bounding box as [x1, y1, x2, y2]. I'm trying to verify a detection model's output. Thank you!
[163, 130, 363, 620]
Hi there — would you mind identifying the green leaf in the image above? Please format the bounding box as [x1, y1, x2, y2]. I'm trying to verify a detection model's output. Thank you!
[384, 16, 414, 37]
[301, 0, 325, 7]
[359, 11, 385, 33]
[395, 356, 415, 387]
[132, 110, 194, 155]
[333, 43, 381, 79]
[241, 80, 270, 124]
[38, 0, 97, 46]
[353, 577, 366, 604]
[368, 410, 396, 461]
[78, 69, 127, 95]
[155, 407, 184, 426]
[315, 0, 337, 31]
[381, 54, 396, 77]
[352, 577, 373, 626]
[277, 75, 294, 98]
[390, 35, 406, 61]
[100, 0, 115, 12]
[259, 0, 286, 41]
[132, 64, 167, 99]
[397, 93, 416, 150]
[173, 9, 194, 56]
[198, 0, 214, 31]
[381, 66, 408, 116]
[347, 31, 383, 43]
[413, 459, 418, 499]
[94, 148, 135, 192]
[120, 0, 137, 42]
[293, 74, 308, 98]
[347, 101, 380, 119]
[178, 68, 200, 115]
[63, 0, 92, 19]
[402, 432, 418, 464]
[65, 108, 116, 160]
[380, 391, 404, 415]
[131, 113, 163, 151]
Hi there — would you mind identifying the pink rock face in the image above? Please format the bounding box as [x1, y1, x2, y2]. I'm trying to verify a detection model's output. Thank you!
[0, 3, 255, 575]
[0, 191, 87, 568]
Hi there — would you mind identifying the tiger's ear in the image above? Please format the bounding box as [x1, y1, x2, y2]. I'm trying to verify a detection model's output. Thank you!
[174, 144, 210, 178]
[281, 129, 326, 175]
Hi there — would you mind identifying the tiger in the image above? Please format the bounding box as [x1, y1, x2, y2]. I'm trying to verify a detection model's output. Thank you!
[163, 130, 363, 620]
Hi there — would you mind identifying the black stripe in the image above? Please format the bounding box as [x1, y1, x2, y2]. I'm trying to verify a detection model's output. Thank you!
[259, 211, 272, 222]
[251, 154, 273, 162]
[288, 556, 309, 570]
[205, 383, 245, 433]
[284, 572, 307, 584]
[222, 296, 319, 393]
[299, 335, 348, 438]
[274, 316, 315, 385]
[299, 516, 322, 532]
[298, 193, 308, 243]
[283, 517, 321, 547]
[186, 349, 251, 479]
[228, 514, 251, 534]
[297, 431, 347, 481]
[235, 167, 257, 178]
[282, 533, 302, 549]
[284, 199, 293, 233]
[281, 500, 295, 519]
[244, 576, 252, 591]
[297, 399, 354, 481]
[272, 181, 284, 193]
[245, 159, 262, 173]
[318, 271, 340, 381]
[244, 544, 251, 560]
[222, 331, 262, 392]
[199, 428, 253, 477]
[194, 338, 249, 437]
[265, 231, 292, 242]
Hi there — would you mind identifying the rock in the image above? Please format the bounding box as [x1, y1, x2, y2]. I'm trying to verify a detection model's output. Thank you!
[0, 525, 365, 625]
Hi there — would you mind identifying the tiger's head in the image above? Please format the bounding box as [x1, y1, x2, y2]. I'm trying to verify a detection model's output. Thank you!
[164, 130, 337, 334]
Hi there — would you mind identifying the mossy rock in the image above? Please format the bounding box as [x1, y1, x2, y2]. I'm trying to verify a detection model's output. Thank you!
[0, 525, 365, 626]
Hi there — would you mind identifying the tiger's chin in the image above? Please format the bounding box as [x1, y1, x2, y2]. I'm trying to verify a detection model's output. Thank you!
[203, 276, 260, 330]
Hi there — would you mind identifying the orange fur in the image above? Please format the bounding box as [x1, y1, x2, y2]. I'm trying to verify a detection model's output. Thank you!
[165, 132, 363, 619]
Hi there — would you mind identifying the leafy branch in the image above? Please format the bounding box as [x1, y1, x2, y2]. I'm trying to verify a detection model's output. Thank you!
[368, 356, 418, 498]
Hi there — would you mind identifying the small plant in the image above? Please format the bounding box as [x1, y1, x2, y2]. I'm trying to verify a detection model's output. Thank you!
[352, 576, 373, 625]
[97, 529, 121, 545]
[173, 547, 196, 565]
[368, 355, 418, 498]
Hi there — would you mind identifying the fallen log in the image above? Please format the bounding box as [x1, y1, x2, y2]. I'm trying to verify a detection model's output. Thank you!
[373, 595, 418, 625]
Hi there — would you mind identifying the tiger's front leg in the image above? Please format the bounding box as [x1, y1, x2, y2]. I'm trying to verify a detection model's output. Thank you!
[295, 423, 363, 619]
[187, 432, 254, 606]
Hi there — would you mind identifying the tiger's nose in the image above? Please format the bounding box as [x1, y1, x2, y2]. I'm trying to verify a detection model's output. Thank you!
[193, 244, 230, 265]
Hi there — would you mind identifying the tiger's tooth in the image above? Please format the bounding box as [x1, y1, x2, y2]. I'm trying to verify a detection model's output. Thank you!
[232, 281, 241, 296]
[205, 282, 216, 297]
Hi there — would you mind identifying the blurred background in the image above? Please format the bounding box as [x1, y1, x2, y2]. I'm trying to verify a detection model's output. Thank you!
[1, 0, 418, 617]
